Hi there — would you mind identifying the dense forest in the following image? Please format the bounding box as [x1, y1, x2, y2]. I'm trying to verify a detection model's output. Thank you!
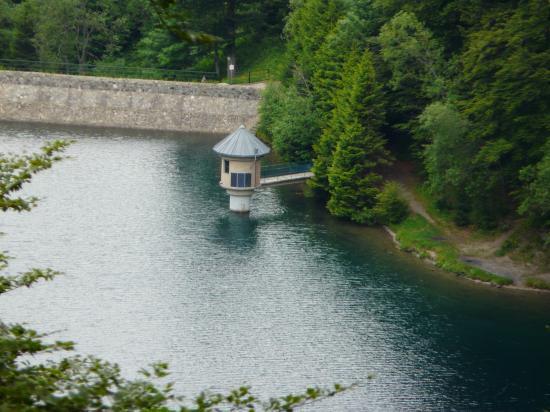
[258, 0, 549, 257]
[0, 0, 287, 76]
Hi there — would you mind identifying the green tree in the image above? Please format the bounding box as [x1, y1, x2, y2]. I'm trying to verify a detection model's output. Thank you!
[455, 0, 550, 227]
[270, 86, 321, 162]
[32, 0, 111, 66]
[0, 0, 15, 59]
[284, 0, 346, 81]
[97, 0, 155, 62]
[418, 101, 473, 224]
[132, 27, 195, 69]
[311, 12, 369, 120]
[151, 0, 288, 76]
[325, 50, 392, 223]
[518, 142, 550, 229]
[372, 0, 498, 52]
[258, 83, 321, 162]
[378, 10, 445, 98]
[377, 10, 445, 152]
[373, 181, 409, 225]
[9, 0, 41, 60]
[309, 49, 364, 194]
[12, 0, 156, 67]
[257, 82, 286, 140]
[149, 0, 220, 44]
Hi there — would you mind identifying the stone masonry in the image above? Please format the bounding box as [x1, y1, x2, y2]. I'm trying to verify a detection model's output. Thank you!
[0, 71, 263, 133]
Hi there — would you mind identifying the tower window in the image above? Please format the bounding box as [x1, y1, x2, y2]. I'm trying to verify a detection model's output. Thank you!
[231, 172, 252, 188]
[224, 159, 230, 173]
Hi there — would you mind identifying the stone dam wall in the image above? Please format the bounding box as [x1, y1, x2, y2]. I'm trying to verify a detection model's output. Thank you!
[0, 71, 263, 133]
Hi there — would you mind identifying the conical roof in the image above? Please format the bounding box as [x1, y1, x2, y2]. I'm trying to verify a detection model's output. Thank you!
[213, 125, 271, 158]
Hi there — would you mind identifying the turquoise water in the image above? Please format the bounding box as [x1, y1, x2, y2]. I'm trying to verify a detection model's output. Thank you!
[0, 121, 548, 411]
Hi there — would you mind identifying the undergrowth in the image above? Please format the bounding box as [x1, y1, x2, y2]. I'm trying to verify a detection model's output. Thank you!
[391, 215, 513, 286]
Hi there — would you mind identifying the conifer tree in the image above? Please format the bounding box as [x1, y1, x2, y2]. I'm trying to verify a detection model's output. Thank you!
[311, 13, 368, 120]
[284, 0, 346, 80]
[325, 50, 392, 223]
[309, 48, 362, 193]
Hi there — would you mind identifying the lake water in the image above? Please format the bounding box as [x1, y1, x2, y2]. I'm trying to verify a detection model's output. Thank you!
[0, 121, 548, 411]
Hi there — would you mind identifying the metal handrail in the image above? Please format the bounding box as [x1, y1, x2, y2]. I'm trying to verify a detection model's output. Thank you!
[228, 69, 271, 84]
[0, 58, 272, 84]
[261, 162, 312, 178]
[0, 58, 218, 82]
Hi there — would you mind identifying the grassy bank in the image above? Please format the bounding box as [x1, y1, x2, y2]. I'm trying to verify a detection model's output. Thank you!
[525, 277, 550, 290]
[390, 214, 513, 286]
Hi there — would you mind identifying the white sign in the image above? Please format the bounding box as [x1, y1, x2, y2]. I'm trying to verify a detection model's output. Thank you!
[229, 64, 235, 71]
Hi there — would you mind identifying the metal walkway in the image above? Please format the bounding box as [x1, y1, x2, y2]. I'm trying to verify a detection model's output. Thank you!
[260, 162, 313, 187]
[260, 171, 314, 187]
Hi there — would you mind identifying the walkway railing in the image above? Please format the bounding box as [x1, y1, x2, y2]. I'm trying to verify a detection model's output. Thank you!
[0, 59, 218, 82]
[261, 162, 312, 178]
[228, 69, 271, 84]
[0, 58, 271, 84]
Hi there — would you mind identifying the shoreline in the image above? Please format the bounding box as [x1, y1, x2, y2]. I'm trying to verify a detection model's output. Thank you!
[383, 225, 550, 294]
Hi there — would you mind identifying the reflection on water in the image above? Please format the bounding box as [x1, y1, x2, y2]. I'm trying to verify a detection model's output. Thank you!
[213, 214, 259, 251]
[0, 121, 548, 411]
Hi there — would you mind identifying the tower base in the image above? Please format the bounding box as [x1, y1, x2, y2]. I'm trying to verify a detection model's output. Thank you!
[229, 192, 252, 212]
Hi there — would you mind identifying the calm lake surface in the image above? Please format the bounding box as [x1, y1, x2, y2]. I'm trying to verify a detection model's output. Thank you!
[0, 121, 548, 411]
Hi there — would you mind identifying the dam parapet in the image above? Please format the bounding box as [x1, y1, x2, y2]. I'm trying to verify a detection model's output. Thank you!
[0, 70, 263, 133]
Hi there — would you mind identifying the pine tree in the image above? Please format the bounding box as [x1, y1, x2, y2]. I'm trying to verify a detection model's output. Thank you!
[285, 0, 346, 80]
[324, 49, 392, 223]
[311, 12, 368, 120]
[309, 49, 362, 193]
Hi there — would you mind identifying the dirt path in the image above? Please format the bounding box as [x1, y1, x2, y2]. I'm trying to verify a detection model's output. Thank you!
[385, 161, 541, 285]
[383, 162, 435, 225]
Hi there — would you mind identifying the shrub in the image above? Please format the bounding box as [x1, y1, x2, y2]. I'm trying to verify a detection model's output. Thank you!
[257, 82, 286, 141]
[258, 83, 320, 162]
[495, 237, 519, 257]
[374, 182, 409, 224]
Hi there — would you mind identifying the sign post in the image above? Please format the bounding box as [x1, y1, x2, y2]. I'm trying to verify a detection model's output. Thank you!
[227, 56, 236, 84]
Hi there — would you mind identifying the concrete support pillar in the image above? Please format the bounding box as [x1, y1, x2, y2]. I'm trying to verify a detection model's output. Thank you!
[229, 192, 252, 212]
